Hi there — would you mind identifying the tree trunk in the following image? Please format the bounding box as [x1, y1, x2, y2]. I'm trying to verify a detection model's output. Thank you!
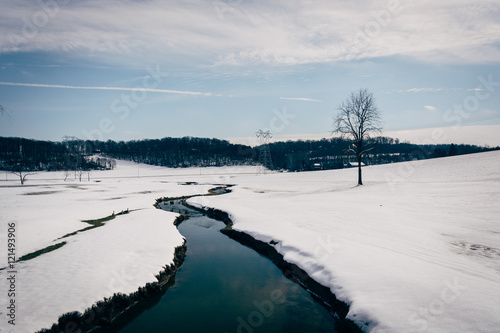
[357, 154, 363, 185]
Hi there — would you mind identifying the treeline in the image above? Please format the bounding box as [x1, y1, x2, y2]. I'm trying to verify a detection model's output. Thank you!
[266, 136, 498, 171]
[0, 136, 255, 174]
[1, 136, 497, 175]
[91, 137, 254, 167]
[0, 137, 115, 172]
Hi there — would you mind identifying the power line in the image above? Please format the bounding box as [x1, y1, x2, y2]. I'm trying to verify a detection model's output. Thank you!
[256, 129, 273, 174]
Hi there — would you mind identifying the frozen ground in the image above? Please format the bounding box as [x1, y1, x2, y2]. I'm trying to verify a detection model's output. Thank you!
[0, 160, 258, 332]
[1, 152, 499, 332]
[189, 150, 500, 332]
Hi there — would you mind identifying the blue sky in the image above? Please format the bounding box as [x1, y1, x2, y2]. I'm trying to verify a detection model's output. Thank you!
[0, 0, 499, 144]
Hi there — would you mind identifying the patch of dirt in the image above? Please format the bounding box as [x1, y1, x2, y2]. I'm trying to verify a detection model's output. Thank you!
[23, 191, 60, 196]
[66, 185, 87, 190]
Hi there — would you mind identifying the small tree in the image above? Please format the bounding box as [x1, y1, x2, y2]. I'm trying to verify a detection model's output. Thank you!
[9, 140, 35, 185]
[76, 169, 83, 182]
[333, 89, 382, 185]
[11, 170, 35, 185]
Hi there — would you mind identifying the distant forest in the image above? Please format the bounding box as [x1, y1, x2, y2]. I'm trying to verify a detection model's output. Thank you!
[0, 136, 497, 175]
[267, 137, 499, 171]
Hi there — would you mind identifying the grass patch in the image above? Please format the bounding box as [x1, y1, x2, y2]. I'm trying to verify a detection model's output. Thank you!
[82, 209, 131, 225]
[59, 225, 101, 239]
[18, 242, 67, 262]
[36, 242, 188, 333]
[82, 214, 116, 226]
[22, 209, 136, 264]
[23, 191, 60, 196]
[59, 209, 132, 239]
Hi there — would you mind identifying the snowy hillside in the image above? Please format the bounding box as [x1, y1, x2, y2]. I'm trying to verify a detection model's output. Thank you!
[189, 151, 500, 332]
[1, 152, 498, 332]
[0, 160, 257, 332]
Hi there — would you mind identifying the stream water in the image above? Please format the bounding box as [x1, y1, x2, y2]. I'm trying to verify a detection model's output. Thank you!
[118, 199, 338, 332]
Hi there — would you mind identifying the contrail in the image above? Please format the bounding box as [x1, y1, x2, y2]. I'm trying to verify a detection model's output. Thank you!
[279, 97, 321, 102]
[0, 82, 213, 96]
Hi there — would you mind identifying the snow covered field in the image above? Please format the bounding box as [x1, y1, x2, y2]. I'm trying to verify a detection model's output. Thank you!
[189, 150, 500, 332]
[1, 151, 499, 332]
[0, 160, 257, 332]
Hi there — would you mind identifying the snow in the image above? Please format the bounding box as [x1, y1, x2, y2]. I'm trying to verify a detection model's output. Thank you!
[188, 151, 500, 332]
[14, 209, 183, 333]
[0, 159, 258, 332]
[1, 151, 499, 332]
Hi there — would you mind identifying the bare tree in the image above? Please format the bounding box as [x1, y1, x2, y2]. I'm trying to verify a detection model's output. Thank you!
[76, 169, 83, 182]
[11, 170, 35, 185]
[9, 139, 36, 185]
[333, 89, 382, 185]
[0, 104, 14, 123]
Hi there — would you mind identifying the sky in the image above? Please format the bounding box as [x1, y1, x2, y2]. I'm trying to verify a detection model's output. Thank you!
[0, 0, 499, 146]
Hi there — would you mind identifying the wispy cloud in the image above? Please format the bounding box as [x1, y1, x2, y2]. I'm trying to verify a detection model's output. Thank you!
[390, 88, 445, 93]
[424, 105, 438, 111]
[279, 97, 321, 102]
[0, 82, 213, 96]
[406, 88, 444, 93]
[0, 0, 499, 66]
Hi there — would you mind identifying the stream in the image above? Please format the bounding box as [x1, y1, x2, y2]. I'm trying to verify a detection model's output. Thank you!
[118, 198, 339, 332]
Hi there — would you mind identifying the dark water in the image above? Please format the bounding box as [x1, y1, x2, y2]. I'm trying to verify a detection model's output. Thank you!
[119, 200, 337, 333]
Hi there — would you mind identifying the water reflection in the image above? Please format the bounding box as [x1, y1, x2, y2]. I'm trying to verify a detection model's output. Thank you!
[118, 200, 338, 333]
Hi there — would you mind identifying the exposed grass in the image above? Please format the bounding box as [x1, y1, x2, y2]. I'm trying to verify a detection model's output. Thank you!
[66, 185, 87, 190]
[36, 242, 188, 333]
[82, 214, 116, 225]
[18, 209, 135, 264]
[59, 225, 101, 239]
[23, 191, 60, 196]
[18, 242, 67, 262]
[59, 209, 132, 239]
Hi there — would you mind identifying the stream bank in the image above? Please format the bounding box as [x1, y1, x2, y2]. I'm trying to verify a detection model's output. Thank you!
[36, 242, 187, 333]
[120, 197, 340, 333]
[37, 186, 362, 333]
[184, 199, 362, 333]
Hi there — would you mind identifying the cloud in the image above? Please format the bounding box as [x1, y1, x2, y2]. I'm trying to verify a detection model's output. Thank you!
[0, 82, 213, 96]
[0, 0, 499, 66]
[279, 97, 321, 102]
[467, 88, 488, 91]
[424, 105, 438, 111]
[409, 88, 444, 93]
[391, 88, 445, 93]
